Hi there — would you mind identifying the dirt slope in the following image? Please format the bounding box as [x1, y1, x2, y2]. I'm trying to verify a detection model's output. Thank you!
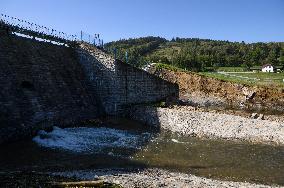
[149, 67, 284, 113]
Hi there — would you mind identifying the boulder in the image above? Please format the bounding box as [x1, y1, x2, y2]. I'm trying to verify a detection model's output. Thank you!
[242, 87, 256, 100]
[257, 114, 264, 120]
[251, 113, 258, 119]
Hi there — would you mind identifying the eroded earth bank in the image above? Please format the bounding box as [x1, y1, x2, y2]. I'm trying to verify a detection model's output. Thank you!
[148, 66, 284, 113]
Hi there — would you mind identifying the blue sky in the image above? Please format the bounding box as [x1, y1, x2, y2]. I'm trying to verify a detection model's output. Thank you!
[1, 0, 283, 43]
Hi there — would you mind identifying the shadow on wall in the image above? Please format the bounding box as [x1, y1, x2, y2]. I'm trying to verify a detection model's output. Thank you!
[0, 31, 178, 144]
[0, 30, 99, 144]
[127, 106, 162, 130]
[0, 33, 170, 174]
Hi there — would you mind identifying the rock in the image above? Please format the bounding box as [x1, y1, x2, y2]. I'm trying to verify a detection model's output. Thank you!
[242, 87, 256, 100]
[129, 106, 284, 145]
[108, 152, 114, 156]
[178, 99, 188, 105]
[55, 168, 276, 188]
[257, 114, 264, 120]
[251, 113, 258, 119]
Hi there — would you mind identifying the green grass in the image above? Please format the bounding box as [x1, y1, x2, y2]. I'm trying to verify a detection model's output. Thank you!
[214, 67, 248, 72]
[200, 72, 284, 88]
[154, 63, 284, 88]
[147, 42, 182, 60]
[200, 72, 252, 85]
[232, 72, 284, 79]
[154, 63, 190, 72]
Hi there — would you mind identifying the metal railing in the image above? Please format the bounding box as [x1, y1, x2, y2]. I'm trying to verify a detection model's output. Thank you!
[79, 31, 104, 47]
[0, 13, 103, 47]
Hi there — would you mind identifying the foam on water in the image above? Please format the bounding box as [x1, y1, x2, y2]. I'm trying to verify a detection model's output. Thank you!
[33, 126, 151, 154]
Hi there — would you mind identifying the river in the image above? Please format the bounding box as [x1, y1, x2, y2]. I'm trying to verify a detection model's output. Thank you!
[0, 121, 283, 186]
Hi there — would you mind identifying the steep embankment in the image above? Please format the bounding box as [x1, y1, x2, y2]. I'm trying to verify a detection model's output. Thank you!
[149, 67, 284, 113]
[0, 30, 98, 144]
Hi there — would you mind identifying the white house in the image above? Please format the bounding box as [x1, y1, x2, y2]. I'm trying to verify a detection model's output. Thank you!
[262, 64, 274, 72]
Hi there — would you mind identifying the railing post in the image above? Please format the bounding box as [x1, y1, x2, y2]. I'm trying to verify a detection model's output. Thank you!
[125, 51, 128, 63]
[0, 13, 106, 47]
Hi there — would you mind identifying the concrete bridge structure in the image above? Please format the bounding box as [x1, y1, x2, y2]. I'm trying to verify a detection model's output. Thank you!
[0, 15, 178, 144]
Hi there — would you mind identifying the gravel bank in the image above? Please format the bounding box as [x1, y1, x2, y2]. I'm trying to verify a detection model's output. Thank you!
[129, 106, 284, 145]
[54, 168, 281, 188]
[0, 171, 121, 188]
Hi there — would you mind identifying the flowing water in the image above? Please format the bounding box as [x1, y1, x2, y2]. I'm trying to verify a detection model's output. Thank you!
[0, 123, 283, 186]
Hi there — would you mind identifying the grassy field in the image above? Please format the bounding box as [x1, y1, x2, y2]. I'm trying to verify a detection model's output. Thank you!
[201, 72, 284, 87]
[153, 63, 284, 88]
[154, 63, 189, 72]
[205, 67, 249, 72]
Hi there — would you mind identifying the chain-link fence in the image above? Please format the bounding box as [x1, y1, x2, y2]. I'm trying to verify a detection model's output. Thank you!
[0, 13, 103, 47]
[0, 13, 78, 41]
[78, 31, 104, 47]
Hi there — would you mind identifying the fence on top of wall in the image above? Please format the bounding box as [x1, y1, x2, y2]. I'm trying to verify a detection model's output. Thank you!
[0, 13, 103, 47]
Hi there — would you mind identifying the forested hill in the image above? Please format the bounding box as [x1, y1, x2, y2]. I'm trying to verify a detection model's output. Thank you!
[104, 37, 284, 71]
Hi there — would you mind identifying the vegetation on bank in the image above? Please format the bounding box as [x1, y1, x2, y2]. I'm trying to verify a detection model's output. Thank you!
[105, 36, 284, 87]
[152, 63, 284, 88]
[200, 72, 284, 88]
[105, 36, 284, 71]
[209, 66, 248, 72]
[154, 63, 190, 73]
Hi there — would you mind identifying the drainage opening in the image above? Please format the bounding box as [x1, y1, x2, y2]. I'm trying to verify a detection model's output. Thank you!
[21, 81, 34, 90]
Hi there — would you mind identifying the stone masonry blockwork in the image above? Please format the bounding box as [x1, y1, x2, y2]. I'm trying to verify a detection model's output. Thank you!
[0, 30, 99, 144]
[0, 30, 178, 144]
[76, 43, 179, 115]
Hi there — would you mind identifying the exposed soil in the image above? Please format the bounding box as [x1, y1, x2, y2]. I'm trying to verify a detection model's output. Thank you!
[149, 67, 284, 114]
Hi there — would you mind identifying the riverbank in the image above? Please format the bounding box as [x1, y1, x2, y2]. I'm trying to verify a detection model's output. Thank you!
[148, 67, 284, 113]
[129, 105, 284, 145]
[2, 169, 281, 188]
[54, 168, 282, 188]
[0, 171, 121, 188]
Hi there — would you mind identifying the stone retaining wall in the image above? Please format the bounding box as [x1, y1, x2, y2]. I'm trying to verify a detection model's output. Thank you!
[76, 43, 179, 115]
[0, 31, 179, 143]
[0, 30, 99, 144]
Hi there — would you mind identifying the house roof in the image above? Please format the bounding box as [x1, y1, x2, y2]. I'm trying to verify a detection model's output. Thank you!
[249, 65, 283, 70]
